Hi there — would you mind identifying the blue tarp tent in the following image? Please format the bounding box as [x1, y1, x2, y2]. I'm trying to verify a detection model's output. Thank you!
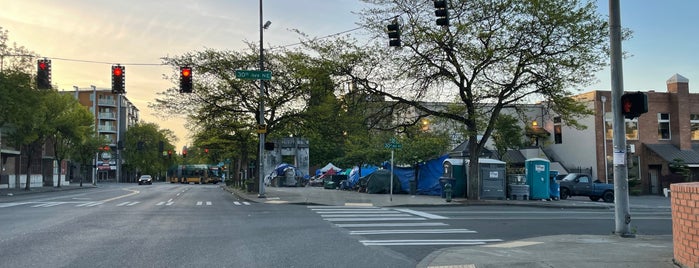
[348, 165, 379, 188]
[384, 155, 448, 196]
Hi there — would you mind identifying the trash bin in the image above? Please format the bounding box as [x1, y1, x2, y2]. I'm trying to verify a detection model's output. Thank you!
[439, 177, 456, 198]
[508, 184, 529, 200]
[549, 171, 560, 200]
[409, 180, 417, 195]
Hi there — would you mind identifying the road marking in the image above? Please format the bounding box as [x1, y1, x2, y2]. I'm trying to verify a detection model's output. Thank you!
[428, 264, 476, 268]
[324, 217, 425, 222]
[197, 201, 203, 206]
[156, 202, 165, 206]
[344, 202, 373, 207]
[234, 201, 252, 206]
[100, 189, 140, 203]
[206, 201, 212, 206]
[483, 241, 543, 248]
[166, 201, 174, 206]
[394, 208, 448, 219]
[320, 214, 410, 218]
[349, 229, 477, 235]
[0, 202, 30, 208]
[359, 239, 503, 246]
[336, 222, 448, 228]
[76, 202, 103, 207]
[116, 201, 140, 207]
[31, 202, 63, 207]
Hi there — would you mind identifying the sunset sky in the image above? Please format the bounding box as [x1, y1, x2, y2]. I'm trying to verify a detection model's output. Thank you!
[1, 0, 697, 149]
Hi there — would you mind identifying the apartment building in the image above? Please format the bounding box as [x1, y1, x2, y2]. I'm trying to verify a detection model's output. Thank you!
[68, 86, 140, 181]
[540, 74, 699, 195]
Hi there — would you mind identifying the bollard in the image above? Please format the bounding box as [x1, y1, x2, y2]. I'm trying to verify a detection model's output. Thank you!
[445, 183, 453, 202]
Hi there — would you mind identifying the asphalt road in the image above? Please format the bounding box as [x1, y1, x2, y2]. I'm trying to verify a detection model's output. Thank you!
[0, 183, 672, 267]
[0, 183, 412, 268]
[308, 204, 672, 263]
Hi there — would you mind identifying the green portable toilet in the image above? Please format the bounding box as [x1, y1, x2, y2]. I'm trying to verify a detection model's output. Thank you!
[525, 158, 550, 200]
[442, 159, 466, 198]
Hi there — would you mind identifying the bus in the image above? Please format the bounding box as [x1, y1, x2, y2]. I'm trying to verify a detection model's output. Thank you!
[168, 164, 222, 184]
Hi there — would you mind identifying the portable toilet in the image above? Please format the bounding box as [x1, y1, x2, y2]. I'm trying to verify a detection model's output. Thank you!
[471, 158, 507, 200]
[442, 159, 466, 198]
[525, 158, 550, 200]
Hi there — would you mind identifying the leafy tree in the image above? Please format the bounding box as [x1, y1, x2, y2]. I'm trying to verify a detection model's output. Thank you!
[310, 0, 609, 199]
[492, 114, 524, 160]
[44, 91, 95, 187]
[123, 123, 173, 179]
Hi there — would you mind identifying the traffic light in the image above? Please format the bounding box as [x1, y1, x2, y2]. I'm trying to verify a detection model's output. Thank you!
[387, 21, 401, 47]
[182, 147, 187, 158]
[168, 150, 173, 159]
[180, 66, 193, 93]
[37, 59, 52, 89]
[620, 92, 648, 119]
[111, 65, 125, 94]
[434, 0, 450, 26]
[204, 148, 209, 154]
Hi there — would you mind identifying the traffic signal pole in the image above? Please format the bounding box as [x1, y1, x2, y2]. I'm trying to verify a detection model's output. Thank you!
[257, 0, 266, 198]
[609, 0, 633, 237]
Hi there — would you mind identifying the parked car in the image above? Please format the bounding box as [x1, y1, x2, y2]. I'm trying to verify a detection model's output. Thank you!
[558, 173, 614, 202]
[138, 175, 153, 185]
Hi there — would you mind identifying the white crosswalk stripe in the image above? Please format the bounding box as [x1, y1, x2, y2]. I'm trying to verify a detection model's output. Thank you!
[310, 205, 502, 247]
[116, 201, 140, 207]
[196, 201, 213, 206]
[233, 201, 251, 206]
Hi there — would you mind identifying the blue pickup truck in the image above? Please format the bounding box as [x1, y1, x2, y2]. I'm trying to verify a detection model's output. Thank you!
[558, 173, 615, 202]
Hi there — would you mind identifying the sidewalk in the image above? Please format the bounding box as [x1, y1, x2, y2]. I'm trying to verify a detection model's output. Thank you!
[0, 183, 96, 197]
[227, 185, 677, 268]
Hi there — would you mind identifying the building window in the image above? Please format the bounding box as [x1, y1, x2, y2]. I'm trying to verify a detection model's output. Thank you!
[605, 114, 638, 140]
[553, 116, 562, 144]
[691, 114, 699, 140]
[625, 119, 639, 140]
[658, 113, 671, 140]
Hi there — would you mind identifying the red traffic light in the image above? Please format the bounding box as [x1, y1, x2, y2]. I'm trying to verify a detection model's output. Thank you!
[204, 148, 209, 153]
[112, 66, 123, 76]
[180, 66, 193, 93]
[181, 67, 191, 77]
[38, 61, 48, 70]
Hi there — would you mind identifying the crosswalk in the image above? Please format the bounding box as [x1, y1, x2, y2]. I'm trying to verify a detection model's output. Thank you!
[310, 205, 503, 247]
[0, 200, 252, 209]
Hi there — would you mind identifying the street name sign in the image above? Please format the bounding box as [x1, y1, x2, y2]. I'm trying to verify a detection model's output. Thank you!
[235, 70, 272, 80]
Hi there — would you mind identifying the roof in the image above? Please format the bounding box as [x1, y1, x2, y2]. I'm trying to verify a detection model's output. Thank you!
[645, 143, 699, 165]
[502, 150, 526, 164]
[666, 73, 689, 84]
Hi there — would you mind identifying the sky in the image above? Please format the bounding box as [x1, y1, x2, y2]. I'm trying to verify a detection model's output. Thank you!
[1, 0, 697, 150]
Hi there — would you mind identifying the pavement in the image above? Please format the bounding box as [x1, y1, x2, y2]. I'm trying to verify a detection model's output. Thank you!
[1, 183, 679, 267]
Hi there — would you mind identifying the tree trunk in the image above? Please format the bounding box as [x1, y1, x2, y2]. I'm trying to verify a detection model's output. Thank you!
[467, 135, 480, 200]
[24, 144, 33, 191]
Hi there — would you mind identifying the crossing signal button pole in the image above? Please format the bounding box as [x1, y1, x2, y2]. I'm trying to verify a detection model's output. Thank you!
[180, 66, 193, 93]
[37, 59, 52, 89]
[111, 65, 125, 94]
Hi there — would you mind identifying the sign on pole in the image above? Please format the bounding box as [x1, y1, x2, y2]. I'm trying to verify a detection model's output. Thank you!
[235, 70, 272, 80]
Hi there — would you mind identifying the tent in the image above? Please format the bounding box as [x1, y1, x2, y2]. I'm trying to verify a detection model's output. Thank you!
[320, 163, 342, 173]
[384, 155, 448, 196]
[361, 169, 402, 194]
[348, 165, 378, 188]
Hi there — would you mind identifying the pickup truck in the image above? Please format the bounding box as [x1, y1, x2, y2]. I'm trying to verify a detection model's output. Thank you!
[558, 173, 614, 202]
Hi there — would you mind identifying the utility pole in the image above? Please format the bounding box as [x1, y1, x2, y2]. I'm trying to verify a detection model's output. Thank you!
[257, 0, 266, 198]
[609, 0, 633, 237]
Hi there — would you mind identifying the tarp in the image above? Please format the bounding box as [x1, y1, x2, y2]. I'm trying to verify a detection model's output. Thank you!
[348, 165, 379, 188]
[384, 155, 448, 196]
[362, 169, 402, 194]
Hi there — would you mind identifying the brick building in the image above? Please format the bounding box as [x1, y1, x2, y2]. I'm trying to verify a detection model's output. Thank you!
[545, 74, 699, 195]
